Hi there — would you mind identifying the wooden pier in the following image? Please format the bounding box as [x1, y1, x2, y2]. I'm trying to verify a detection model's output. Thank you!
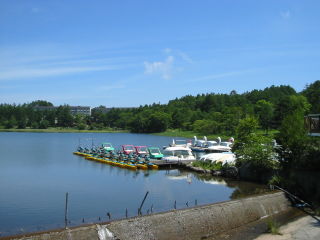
[150, 160, 193, 169]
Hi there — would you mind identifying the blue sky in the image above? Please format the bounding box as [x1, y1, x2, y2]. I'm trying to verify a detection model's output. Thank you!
[1, 0, 319, 107]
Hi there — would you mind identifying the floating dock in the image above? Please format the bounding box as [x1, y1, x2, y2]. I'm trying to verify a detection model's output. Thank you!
[149, 160, 193, 169]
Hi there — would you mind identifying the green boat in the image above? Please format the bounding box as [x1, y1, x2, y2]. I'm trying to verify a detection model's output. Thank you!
[148, 147, 163, 159]
[102, 142, 115, 152]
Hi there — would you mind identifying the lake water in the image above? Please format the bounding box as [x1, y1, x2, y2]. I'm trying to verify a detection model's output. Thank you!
[0, 132, 267, 236]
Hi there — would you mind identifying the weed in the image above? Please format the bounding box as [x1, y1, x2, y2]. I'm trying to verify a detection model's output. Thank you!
[267, 218, 282, 235]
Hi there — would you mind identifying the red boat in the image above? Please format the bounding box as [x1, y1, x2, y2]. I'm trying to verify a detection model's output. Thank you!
[122, 145, 135, 155]
[134, 146, 148, 156]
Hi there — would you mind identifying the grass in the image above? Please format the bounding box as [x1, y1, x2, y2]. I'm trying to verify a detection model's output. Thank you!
[266, 218, 282, 235]
[154, 129, 231, 140]
[0, 127, 128, 133]
[155, 129, 279, 140]
[192, 161, 224, 171]
[0, 127, 279, 138]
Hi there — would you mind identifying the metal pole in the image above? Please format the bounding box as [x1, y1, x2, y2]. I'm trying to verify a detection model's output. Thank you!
[138, 191, 149, 215]
[64, 192, 69, 229]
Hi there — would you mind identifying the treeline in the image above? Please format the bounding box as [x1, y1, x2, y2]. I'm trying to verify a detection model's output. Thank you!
[0, 80, 319, 134]
[91, 80, 319, 134]
[0, 101, 78, 129]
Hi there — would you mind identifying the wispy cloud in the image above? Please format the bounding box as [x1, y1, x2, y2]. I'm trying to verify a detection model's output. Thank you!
[177, 50, 193, 64]
[144, 56, 174, 79]
[280, 10, 291, 19]
[188, 69, 257, 83]
[0, 45, 139, 81]
[0, 65, 120, 81]
[163, 48, 193, 64]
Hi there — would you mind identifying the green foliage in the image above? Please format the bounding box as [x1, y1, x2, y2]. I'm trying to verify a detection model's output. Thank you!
[192, 119, 221, 134]
[77, 123, 86, 130]
[39, 120, 49, 129]
[275, 94, 319, 170]
[28, 100, 53, 107]
[233, 117, 259, 147]
[233, 117, 279, 175]
[255, 100, 274, 133]
[31, 122, 39, 129]
[302, 80, 320, 113]
[267, 218, 281, 235]
[17, 119, 27, 129]
[192, 161, 224, 171]
[56, 105, 73, 127]
[129, 111, 170, 133]
[268, 175, 281, 186]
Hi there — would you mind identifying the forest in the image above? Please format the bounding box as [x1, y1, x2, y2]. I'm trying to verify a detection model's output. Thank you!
[1, 80, 319, 136]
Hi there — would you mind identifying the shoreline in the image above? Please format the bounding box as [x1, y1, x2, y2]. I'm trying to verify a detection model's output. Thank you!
[0, 128, 129, 133]
[0, 128, 231, 139]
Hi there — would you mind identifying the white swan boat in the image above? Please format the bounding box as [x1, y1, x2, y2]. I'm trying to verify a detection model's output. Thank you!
[200, 152, 236, 165]
[163, 139, 196, 161]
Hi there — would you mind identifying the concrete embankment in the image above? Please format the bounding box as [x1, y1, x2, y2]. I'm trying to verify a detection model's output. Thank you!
[4, 192, 296, 240]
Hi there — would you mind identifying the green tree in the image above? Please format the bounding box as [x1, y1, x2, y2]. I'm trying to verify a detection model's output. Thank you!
[301, 80, 320, 113]
[5, 116, 17, 128]
[56, 105, 73, 127]
[146, 112, 170, 132]
[39, 119, 49, 129]
[255, 100, 274, 134]
[276, 94, 311, 169]
[29, 100, 53, 107]
[233, 117, 278, 182]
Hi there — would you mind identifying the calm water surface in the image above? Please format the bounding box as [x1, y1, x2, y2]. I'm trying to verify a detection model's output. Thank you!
[0, 132, 267, 236]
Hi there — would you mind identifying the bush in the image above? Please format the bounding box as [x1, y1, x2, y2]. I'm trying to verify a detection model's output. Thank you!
[192, 161, 223, 171]
[31, 122, 39, 129]
[77, 123, 86, 130]
[233, 117, 279, 173]
[267, 218, 281, 235]
[39, 120, 49, 129]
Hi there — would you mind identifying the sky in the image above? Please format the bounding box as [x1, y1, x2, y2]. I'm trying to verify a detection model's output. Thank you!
[1, 0, 320, 108]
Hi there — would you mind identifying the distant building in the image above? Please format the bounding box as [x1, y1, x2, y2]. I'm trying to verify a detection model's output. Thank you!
[304, 114, 320, 136]
[69, 106, 91, 116]
[33, 105, 91, 116]
[92, 106, 136, 113]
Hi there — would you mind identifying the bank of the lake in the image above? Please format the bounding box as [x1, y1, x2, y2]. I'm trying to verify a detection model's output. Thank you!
[0, 127, 128, 133]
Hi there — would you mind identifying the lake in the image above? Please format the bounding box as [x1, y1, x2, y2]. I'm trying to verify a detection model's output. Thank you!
[0, 132, 267, 236]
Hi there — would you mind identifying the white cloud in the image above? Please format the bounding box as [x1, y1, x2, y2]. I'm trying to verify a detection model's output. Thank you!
[280, 10, 291, 19]
[177, 50, 193, 64]
[144, 56, 174, 79]
[0, 65, 119, 81]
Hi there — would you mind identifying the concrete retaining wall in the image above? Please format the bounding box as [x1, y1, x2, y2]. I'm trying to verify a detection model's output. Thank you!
[6, 192, 292, 240]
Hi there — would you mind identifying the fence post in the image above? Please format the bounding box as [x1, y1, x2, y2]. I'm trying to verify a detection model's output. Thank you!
[138, 191, 149, 215]
[64, 192, 69, 229]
